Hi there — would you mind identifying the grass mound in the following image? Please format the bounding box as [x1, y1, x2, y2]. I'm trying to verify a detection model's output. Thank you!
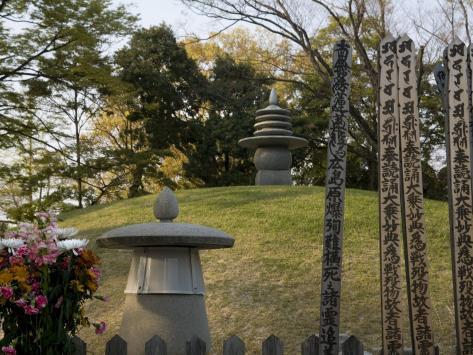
[60, 186, 454, 353]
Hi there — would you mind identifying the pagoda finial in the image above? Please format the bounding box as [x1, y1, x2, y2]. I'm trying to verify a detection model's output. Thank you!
[154, 187, 179, 222]
[269, 88, 278, 106]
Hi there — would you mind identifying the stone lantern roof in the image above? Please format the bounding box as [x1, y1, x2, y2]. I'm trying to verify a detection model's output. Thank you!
[96, 187, 234, 249]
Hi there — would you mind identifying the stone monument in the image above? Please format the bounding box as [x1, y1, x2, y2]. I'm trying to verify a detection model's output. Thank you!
[96, 187, 234, 354]
[238, 88, 308, 185]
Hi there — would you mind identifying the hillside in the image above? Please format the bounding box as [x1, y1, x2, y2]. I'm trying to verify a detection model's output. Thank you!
[60, 186, 454, 354]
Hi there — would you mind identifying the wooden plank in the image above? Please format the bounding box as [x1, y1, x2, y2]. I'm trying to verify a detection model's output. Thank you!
[105, 334, 127, 355]
[186, 335, 206, 355]
[72, 336, 86, 355]
[262, 335, 283, 355]
[445, 37, 473, 354]
[301, 334, 319, 355]
[396, 34, 435, 354]
[145, 335, 167, 355]
[319, 39, 352, 355]
[223, 335, 245, 355]
[378, 34, 404, 355]
[341, 336, 363, 355]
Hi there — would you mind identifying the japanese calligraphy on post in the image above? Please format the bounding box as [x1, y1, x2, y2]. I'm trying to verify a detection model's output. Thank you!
[319, 40, 352, 355]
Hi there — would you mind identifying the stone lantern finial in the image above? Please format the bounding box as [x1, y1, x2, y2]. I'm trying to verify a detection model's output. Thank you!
[269, 88, 278, 106]
[154, 187, 179, 222]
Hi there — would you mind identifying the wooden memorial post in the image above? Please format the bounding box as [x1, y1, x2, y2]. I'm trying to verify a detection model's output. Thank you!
[397, 35, 435, 354]
[378, 35, 404, 354]
[444, 38, 473, 354]
[319, 40, 352, 355]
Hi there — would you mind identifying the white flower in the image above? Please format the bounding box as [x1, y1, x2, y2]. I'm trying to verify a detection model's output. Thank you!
[1, 239, 25, 249]
[57, 227, 78, 239]
[56, 239, 88, 251]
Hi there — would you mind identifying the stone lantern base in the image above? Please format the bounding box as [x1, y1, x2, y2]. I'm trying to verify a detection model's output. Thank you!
[119, 294, 210, 355]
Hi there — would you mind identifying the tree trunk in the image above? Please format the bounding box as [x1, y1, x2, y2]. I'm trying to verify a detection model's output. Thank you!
[73, 89, 83, 208]
[128, 164, 145, 198]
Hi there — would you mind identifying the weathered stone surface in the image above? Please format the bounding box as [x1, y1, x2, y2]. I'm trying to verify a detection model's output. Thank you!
[238, 135, 308, 150]
[98, 189, 233, 355]
[154, 187, 179, 222]
[253, 128, 293, 136]
[96, 222, 234, 249]
[119, 294, 210, 355]
[254, 120, 292, 130]
[238, 88, 308, 185]
[254, 147, 292, 170]
[255, 170, 292, 185]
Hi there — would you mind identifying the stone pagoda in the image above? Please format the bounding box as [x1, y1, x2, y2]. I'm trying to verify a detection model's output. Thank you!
[239, 88, 308, 185]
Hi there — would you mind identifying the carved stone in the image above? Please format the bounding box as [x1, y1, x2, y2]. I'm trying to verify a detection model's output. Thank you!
[97, 188, 235, 354]
[239, 89, 308, 185]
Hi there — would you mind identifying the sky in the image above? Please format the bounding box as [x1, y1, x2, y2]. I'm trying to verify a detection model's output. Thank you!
[120, 0, 225, 37]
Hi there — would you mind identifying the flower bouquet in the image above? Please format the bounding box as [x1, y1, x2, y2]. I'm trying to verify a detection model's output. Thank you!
[0, 212, 106, 354]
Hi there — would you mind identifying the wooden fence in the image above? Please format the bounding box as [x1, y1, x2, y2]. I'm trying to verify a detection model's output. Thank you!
[71, 334, 365, 355]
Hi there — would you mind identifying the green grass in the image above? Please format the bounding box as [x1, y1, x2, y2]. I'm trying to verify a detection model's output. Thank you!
[60, 186, 455, 354]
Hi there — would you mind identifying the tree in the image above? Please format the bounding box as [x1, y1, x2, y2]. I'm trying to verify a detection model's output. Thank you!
[114, 24, 207, 197]
[0, 0, 135, 150]
[0, 138, 71, 222]
[180, 0, 457, 191]
[185, 55, 270, 185]
[16, 0, 136, 208]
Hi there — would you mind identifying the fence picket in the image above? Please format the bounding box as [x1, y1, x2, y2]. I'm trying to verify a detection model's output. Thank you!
[262, 335, 283, 355]
[186, 335, 206, 355]
[341, 336, 363, 355]
[301, 334, 319, 355]
[223, 335, 245, 355]
[145, 335, 167, 355]
[105, 334, 127, 355]
[72, 336, 86, 355]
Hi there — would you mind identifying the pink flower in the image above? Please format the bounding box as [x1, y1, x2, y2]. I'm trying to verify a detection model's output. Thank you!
[0, 287, 13, 299]
[24, 305, 39, 315]
[93, 321, 107, 335]
[28, 241, 60, 266]
[31, 282, 41, 293]
[2, 345, 16, 354]
[35, 295, 47, 309]
[8, 256, 23, 266]
[16, 246, 29, 257]
[54, 296, 63, 308]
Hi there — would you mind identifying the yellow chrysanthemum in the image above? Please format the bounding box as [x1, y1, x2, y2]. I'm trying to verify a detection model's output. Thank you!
[0, 270, 13, 285]
[10, 266, 28, 283]
[70, 280, 85, 293]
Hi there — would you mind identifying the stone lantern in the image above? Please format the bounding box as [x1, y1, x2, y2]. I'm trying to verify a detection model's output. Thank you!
[96, 187, 234, 354]
[239, 88, 308, 185]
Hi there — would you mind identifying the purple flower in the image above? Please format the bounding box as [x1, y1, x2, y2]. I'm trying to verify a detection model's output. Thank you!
[2, 345, 16, 354]
[35, 295, 48, 309]
[14, 299, 26, 308]
[93, 321, 107, 335]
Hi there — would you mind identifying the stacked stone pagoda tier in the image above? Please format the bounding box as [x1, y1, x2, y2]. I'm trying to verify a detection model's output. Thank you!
[239, 89, 308, 185]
